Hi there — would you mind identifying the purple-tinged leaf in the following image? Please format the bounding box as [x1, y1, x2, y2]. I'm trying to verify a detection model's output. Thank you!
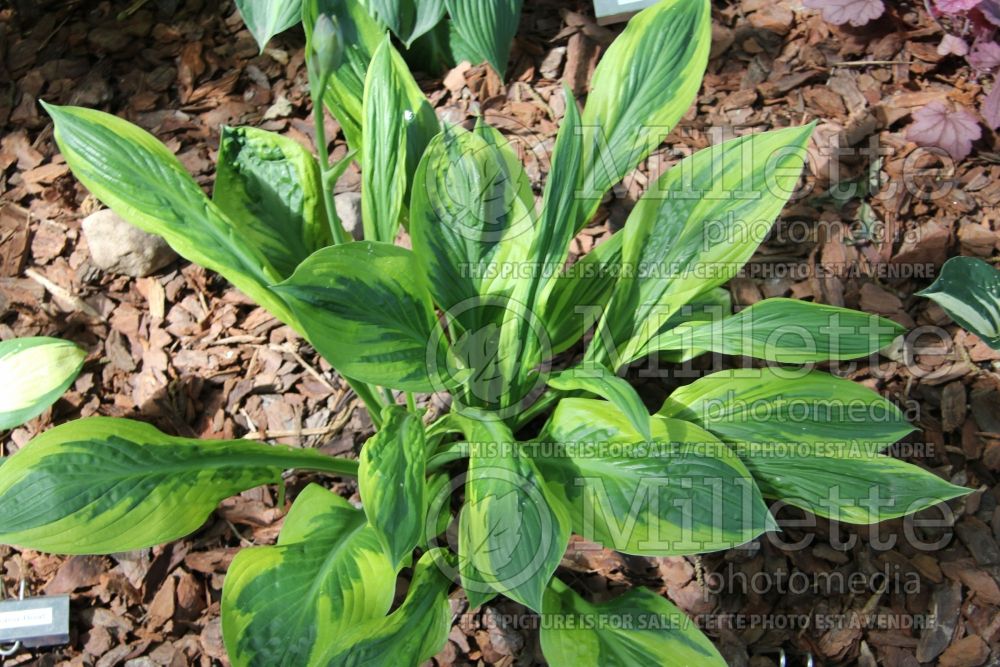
[969, 38, 1000, 70]
[982, 83, 1000, 129]
[906, 101, 982, 161]
[935, 0, 982, 12]
[803, 0, 885, 26]
[980, 0, 1000, 26]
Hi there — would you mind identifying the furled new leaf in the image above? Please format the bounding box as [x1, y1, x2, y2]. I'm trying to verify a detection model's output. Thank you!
[547, 366, 651, 442]
[214, 126, 330, 278]
[273, 242, 455, 392]
[541, 582, 726, 666]
[358, 406, 427, 566]
[575, 0, 711, 230]
[44, 103, 296, 326]
[0, 337, 85, 430]
[0, 419, 356, 554]
[918, 256, 1000, 349]
[222, 484, 394, 667]
[446, 0, 523, 74]
[539, 399, 770, 556]
[236, 0, 304, 50]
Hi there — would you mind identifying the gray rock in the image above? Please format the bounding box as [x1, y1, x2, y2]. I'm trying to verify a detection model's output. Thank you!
[81, 209, 177, 277]
[334, 192, 364, 241]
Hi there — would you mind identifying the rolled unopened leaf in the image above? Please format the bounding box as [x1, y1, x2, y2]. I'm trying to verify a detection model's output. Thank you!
[0, 337, 85, 430]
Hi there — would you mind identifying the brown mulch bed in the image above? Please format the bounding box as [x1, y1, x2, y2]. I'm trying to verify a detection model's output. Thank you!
[2, 0, 1000, 665]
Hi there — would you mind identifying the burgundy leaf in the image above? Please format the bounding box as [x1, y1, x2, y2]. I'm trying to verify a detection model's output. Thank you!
[968, 38, 1000, 70]
[982, 83, 1000, 129]
[938, 34, 971, 56]
[980, 0, 1000, 26]
[803, 0, 885, 26]
[906, 101, 983, 161]
[935, 0, 982, 12]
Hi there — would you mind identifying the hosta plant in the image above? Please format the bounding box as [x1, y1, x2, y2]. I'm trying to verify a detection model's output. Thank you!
[0, 337, 85, 432]
[919, 255, 1000, 349]
[1, 0, 969, 665]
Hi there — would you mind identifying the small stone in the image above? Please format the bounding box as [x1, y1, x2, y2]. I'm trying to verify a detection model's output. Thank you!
[81, 209, 177, 277]
[334, 192, 364, 241]
[540, 46, 566, 79]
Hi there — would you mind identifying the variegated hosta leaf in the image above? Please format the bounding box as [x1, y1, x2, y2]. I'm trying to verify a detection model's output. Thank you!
[456, 414, 570, 612]
[918, 255, 1000, 350]
[576, 0, 711, 230]
[303, 0, 385, 151]
[539, 398, 770, 556]
[634, 298, 904, 366]
[361, 37, 440, 242]
[410, 122, 535, 335]
[358, 406, 427, 567]
[658, 368, 914, 449]
[657, 368, 968, 522]
[273, 241, 456, 392]
[593, 126, 814, 367]
[541, 582, 726, 667]
[547, 366, 651, 442]
[317, 549, 453, 666]
[0, 337, 85, 430]
[214, 126, 330, 278]
[235, 0, 303, 51]
[43, 103, 297, 327]
[222, 484, 395, 667]
[0, 418, 357, 554]
[446, 0, 524, 74]
[366, 0, 446, 47]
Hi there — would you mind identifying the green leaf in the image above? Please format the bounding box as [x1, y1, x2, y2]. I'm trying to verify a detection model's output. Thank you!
[918, 255, 1000, 350]
[538, 398, 770, 556]
[575, 0, 711, 231]
[303, 0, 385, 151]
[358, 406, 427, 567]
[222, 484, 395, 667]
[43, 103, 296, 326]
[541, 582, 725, 667]
[446, 0, 523, 74]
[236, 0, 303, 51]
[593, 125, 814, 366]
[366, 0, 446, 47]
[541, 230, 623, 356]
[547, 366, 651, 442]
[0, 418, 356, 554]
[317, 549, 453, 666]
[214, 126, 330, 278]
[0, 337, 85, 430]
[638, 298, 904, 365]
[456, 415, 570, 612]
[409, 122, 534, 334]
[273, 241, 454, 392]
[361, 37, 440, 242]
[659, 368, 914, 449]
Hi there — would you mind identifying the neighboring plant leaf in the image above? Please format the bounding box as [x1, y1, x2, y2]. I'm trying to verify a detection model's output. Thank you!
[222, 484, 395, 667]
[446, 0, 523, 74]
[0, 418, 356, 554]
[0, 337, 85, 431]
[935, 0, 984, 12]
[906, 100, 982, 161]
[366, 0, 447, 47]
[43, 103, 297, 326]
[636, 298, 904, 366]
[317, 549, 453, 666]
[982, 82, 1000, 131]
[456, 415, 570, 612]
[547, 366, 652, 442]
[539, 398, 770, 556]
[659, 368, 914, 450]
[541, 582, 726, 666]
[273, 241, 455, 392]
[802, 0, 885, 26]
[358, 406, 427, 567]
[213, 126, 330, 278]
[410, 123, 535, 335]
[235, 0, 304, 51]
[576, 0, 711, 231]
[918, 255, 1000, 349]
[593, 126, 814, 367]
